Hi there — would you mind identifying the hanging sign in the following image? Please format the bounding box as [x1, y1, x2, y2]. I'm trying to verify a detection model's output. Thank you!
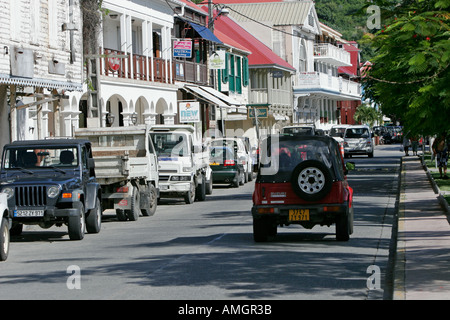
[173, 40, 193, 58]
[209, 50, 226, 69]
[108, 57, 121, 72]
[179, 101, 200, 123]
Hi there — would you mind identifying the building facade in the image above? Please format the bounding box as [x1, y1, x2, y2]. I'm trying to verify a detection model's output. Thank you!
[219, 0, 362, 131]
[0, 0, 84, 149]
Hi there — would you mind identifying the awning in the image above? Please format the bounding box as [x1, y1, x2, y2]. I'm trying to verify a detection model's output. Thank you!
[189, 22, 222, 44]
[182, 85, 247, 115]
[184, 85, 228, 107]
[0, 73, 83, 91]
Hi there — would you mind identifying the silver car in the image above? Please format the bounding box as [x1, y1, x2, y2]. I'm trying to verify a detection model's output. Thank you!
[343, 125, 374, 158]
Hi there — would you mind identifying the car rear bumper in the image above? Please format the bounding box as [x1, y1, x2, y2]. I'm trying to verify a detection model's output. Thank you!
[252, 203, 349, 227]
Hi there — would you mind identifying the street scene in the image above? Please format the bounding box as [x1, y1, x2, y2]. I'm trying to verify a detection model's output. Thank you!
[0, 144, 400, 300]
[0, 0, 449, 305]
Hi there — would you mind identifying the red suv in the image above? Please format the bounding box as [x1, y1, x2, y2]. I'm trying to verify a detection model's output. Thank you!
[252, 134, 354, 242]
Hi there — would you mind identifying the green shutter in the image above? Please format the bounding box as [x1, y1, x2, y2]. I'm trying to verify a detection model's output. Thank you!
[222, 52, 229, 83]
[229, 54, 235, 92]
[236, 56, 242, 94]
[243, 57, 249, 86]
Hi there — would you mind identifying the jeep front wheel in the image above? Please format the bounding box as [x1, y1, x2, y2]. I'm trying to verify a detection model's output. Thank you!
[291, 160, 333, 202]
[86, 197, 102, 233]
[68, 203, 85, 240]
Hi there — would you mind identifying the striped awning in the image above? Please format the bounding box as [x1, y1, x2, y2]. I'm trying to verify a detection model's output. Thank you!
[0, 74, 83, 91]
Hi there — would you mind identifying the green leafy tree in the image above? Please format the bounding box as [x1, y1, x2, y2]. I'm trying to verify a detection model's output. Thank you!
[362, 0, 450, 136]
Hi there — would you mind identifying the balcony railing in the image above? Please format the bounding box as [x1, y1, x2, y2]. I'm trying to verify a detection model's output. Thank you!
[250, 87, 292, 107]
[174, 60, 207, 85]
[314, 44, 351, 67]
[297, 72, 360, 98]
[100, 48, 174, 84]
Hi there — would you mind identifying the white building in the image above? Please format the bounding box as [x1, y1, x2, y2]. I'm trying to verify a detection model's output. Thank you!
[0, 0, 84, 148]
[70, 0, 184, 129]
[221, 0, 361, 131]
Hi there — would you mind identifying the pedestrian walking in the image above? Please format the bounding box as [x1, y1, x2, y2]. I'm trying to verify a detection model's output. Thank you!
[403, 133, 411, 156]
[410, 135, 419, 156]
[432, 133, 448, 179]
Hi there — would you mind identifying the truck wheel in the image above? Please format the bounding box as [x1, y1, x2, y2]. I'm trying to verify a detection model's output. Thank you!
[142, 184, 157, 217]
[86, 197, 102, 233]
[206, 175, 213, 195]
[195, 174, 206, 201]
[184, 182, 196, 204]
[0, 217, 10, 261]
[127, 186, 140, 221]
[68, 203, 85, 240]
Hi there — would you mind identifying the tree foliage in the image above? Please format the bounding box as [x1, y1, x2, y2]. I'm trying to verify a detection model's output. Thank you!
[361, 0, 450, 136]
[353, 104, 383, 127]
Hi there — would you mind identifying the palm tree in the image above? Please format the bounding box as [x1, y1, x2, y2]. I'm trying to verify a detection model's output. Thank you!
[354, 104, 381, 127]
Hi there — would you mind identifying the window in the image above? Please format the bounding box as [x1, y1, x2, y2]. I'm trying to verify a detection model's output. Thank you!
[299, 40, 307, 72]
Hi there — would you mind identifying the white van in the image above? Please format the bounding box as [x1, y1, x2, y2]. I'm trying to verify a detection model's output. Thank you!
[343, 125, 374, 158]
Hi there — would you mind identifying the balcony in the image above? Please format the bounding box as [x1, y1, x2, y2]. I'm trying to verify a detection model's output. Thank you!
[174, 59, 208, 85]
[296, 72, 360, 100]
[99, 48, 174, 84]
[314, 44, 351, 67]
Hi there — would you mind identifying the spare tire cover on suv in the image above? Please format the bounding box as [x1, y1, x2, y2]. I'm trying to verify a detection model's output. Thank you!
[291, 159, 333, 201]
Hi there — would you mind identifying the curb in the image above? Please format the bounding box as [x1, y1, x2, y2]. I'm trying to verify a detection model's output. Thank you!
[420, 156, 450, 214]
[393, 156, 406, 300]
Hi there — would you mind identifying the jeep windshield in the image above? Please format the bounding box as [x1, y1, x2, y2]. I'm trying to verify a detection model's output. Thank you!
[258, 135, 343, 183]
[2, 146, 79, 170]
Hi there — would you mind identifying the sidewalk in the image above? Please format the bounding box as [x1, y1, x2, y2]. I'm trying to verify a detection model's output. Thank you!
[394, 156, 450, 300]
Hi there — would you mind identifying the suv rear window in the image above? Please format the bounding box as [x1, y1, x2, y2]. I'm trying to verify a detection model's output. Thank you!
[258, 135, 344, 183]
[345, 128, 369, 139]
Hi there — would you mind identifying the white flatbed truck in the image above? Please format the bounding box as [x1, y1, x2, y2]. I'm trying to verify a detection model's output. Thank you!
[75, 125, 159, 220]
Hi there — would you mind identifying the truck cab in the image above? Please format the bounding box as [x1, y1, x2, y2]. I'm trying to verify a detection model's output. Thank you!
[149, 125, 212, 204]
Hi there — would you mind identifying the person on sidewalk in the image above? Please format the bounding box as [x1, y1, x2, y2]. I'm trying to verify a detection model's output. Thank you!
[403, 132, 411, 156]
[410, 135, 419, 156]
[432, 133, 449, 179]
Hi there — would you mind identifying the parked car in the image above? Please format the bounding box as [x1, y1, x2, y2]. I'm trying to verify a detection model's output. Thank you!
[343, 125, 374, 158]
[0, 192, 10, 261]
[209, 146, 245, 187]
[209, 137, 249, 184]
[238, 137, 254, 182]
[0, 139, 101, 240]
[330, 124, 350, 156]
[252, 134, 354, 242]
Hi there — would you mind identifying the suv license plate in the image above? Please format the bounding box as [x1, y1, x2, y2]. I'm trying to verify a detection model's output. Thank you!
[289, 209, 310, 221]
[14, 209, 44, 217]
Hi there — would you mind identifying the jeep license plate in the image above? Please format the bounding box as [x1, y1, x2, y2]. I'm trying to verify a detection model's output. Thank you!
[14, 209, 44, 217]
[289, 209, 310, 221]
